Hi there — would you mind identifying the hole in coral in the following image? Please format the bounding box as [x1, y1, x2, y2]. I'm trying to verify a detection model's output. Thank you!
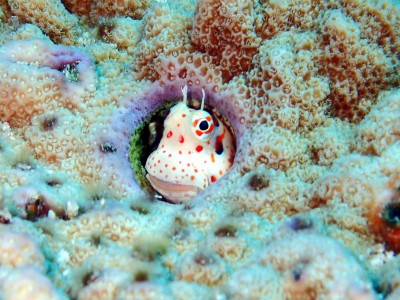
[99, 141, 117, 153]
[131, 236, 169, 262]
[292, 267, 303, 282]
[45, 178, 62, 187]
[130, 203, 150, 215]
[288, 216, 314, 231]
[82, 271, 99, 287]
[90, 234, 102, 247]
[13, 161, 35, 171]
[215, 224, 237, 237]
[59, 62, 80, 82]
[129, 91, 236, 203]
[0, 214, 10, 224]
[134, 270, 149, 282]
[25, 194, 50, 221]
[40, 115, 58, 131]
[11, 152, 36, 171]
[194, 253, 214, 266]
[248, 174, 269, 191]
[98, 22, 115, 42]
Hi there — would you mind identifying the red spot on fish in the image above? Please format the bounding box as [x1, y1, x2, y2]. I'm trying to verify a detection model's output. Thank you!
[165, 164, 168, 167]
[219, 170, 223, 175]
[167, 131, 173, 138]
[191, 176, 195, 181]
[211, 175, 217, 182]
[194, 169, 198, 173]
[211, 153, 215, 163]
[179, 150, 182, 155]
[182, 114, 187, 118]
[179, 135, 184, 143]
[172, 167, 176, 171]
[168, 154, 172, 157]
[196, 145, 203, 152]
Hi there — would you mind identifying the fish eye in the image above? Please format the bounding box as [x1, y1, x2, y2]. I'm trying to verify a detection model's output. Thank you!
[195, 117, 213, 133]
[199, 120, 209, 131]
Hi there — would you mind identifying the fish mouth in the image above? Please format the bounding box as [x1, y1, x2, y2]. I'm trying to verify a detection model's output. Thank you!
[146, 174, 199, 203]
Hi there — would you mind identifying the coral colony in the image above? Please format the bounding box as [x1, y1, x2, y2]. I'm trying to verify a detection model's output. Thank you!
[0, 0, 399, 299]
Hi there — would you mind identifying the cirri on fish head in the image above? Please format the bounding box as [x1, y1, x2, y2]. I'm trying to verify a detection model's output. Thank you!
[145, 85, 235, 203]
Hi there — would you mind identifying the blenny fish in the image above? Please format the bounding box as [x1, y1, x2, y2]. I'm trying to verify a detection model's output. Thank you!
[145, 86, 235, 203]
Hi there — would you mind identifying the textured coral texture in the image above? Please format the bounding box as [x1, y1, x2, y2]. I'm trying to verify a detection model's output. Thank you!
[0, 0, 399, 299]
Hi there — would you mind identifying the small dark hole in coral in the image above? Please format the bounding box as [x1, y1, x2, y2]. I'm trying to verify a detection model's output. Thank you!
[82, 271, 98, 287]
[249, 174, 269, 191]
[382, 200, 400, 226]
[194, 253, 214, 266]
[0, 215, 10, 224]
[25, 195, 50, 221]
[173, 227, 189, 241]
[90, 235, 102, 247]
[293, 268, 302, 282]
[98, 22, 115, 41]
[41, 116, 58, 131]
[46, 179, 62, 187]
[131, 205, 149, 215]
[289, 216, 313, 231]
[59, 62, 80, 82]
[132, 243, 167, 262]
[14, 161, 35, 171]
[92, 194, 102, 201]
[215, 224, 237, 237]
[100, 141, 117, 153]
[134, 271, 149, 282]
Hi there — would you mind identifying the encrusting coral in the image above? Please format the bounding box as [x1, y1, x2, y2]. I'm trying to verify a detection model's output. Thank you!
[0, 0, 400, 299]
[0, 38, 96, 127]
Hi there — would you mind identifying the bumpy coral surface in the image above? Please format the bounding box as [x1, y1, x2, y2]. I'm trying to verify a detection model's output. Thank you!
[0, 0, 400, 299]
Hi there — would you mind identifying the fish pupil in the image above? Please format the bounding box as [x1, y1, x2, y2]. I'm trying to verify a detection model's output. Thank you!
[199, 120, 209, 131]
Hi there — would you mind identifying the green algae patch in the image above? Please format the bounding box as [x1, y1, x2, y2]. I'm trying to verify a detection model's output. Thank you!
[129, 100, 179, 192]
